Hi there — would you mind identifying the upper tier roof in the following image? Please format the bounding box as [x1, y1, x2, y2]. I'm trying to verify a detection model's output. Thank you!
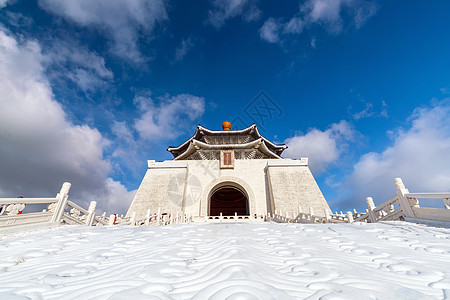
[167, 124, 287, 160]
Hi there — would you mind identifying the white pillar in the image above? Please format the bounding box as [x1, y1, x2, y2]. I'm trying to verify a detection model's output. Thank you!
[51, 182, 71, 223]
[394, 178, 415, 218]
[366, 197, 377, 222]
[309, 206, 314, 223]
[346, 211, 354, 223]
[444, 198, 450, 209]
[130, 211, 136, 225]
[145, 209, 151, 226]
[324, 209, 330, 223]
[108, 214, 115, 225]
[85, 201, 96, 226]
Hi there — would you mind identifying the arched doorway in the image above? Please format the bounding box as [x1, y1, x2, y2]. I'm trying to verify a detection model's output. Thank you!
[209, 186, 249, 216]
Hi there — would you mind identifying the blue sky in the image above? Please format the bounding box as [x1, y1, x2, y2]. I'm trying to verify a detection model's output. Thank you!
[1, 0, 450, 214]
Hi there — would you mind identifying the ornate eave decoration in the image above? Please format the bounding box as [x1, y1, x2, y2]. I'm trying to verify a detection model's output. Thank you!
[167, 123, 287, 160]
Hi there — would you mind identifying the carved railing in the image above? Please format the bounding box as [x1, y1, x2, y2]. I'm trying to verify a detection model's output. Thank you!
[203, 212, 265, 222]
[0, 182, 107, 229]
[353, 178, 450, 223]
[121, 209, 266, 226]
[267, 207, 354, 224]
[114, 208, 192, 226]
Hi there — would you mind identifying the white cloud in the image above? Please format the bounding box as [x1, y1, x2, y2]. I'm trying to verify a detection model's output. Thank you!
[38, 0, 168, 63]
[302, 0, 343, 30]
[302, 0, 378, 33]
[283, 120, 356, 174]
[259, 18, 281, 43]
[100, 178, 137, 216]
[112, 121, 135, 146]
[284, 16, 304, 34]
[351, 101, 388, 120]
[353, 102, 374, 120]
[134, 93, 205, 141]
[440, 87, 450, 94]
[3, 11, 34, 28]
[380, 100, 388, 117]
[208, 0, 261, 29]
[110, 120, 142, 178]
[174, 38, 194, 62]
[260, 16, 306, 44]
[260, 0, 378, 43]
[37, 38, 114, 94]
[342, 101, 450, 209]
[0, 27, 132, 214]
[0, 0, 10, 9]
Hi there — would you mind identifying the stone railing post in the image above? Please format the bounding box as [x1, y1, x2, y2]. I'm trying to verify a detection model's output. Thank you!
[324, 209, 330, 223]
[444, 198, 450, 209]
[108, 214, 115, 225]
[85, 201, 96, 226]
[157, 207, 161, 225]
[145, 209, 151, 225]
[51, 182, 71, 223]
[346, 211, 354, 223]
[309, 206, 315, 223]
[394, 178, 415, 218]
[366, 197, 376, 222]
[130, 211, 136, 225]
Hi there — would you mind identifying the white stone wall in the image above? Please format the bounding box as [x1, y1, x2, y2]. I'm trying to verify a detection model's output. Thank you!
[126, 161, 188, 218]
[126, 158, 331, 219]
[267, 160, 331, 217]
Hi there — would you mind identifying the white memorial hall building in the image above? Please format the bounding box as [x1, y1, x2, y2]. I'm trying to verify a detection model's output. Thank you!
[127, 122, 331, 220]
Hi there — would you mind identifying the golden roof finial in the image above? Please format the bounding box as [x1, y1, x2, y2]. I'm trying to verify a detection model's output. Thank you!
[222, 121, 231, 131]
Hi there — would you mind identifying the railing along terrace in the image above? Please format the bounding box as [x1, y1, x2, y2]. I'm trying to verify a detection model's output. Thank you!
[204, 212, 265, 222]
[267, 207, 355, 224]
[0, 182, 107, 229]
[119, 208, 192, 226]
[2, 177, 447, 230]
[353, 178, 450, 223]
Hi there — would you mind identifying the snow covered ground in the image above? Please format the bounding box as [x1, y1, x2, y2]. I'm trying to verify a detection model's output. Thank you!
[1, 221, 450, 299]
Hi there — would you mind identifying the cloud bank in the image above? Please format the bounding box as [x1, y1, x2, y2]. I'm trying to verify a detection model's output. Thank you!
[38, 0, 168, 63]
[260, 0, 378, 44]
[134, 93, 206, 141]
[283, 120, 356, 174]
[0, 27, 134, 214]
[207, 0, 261, 29]
[44, 40, 114, 93]
[342, 100, 450, 209]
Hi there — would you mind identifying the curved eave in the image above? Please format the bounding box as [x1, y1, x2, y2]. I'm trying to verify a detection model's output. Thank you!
[262, 136, 287, 150]
[174, 138, 282, 160]
[168, 124, 259, 157]
[168, 123, 287, 158]
[252, 126, 287, 155]
[167, 137, 193, 154]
